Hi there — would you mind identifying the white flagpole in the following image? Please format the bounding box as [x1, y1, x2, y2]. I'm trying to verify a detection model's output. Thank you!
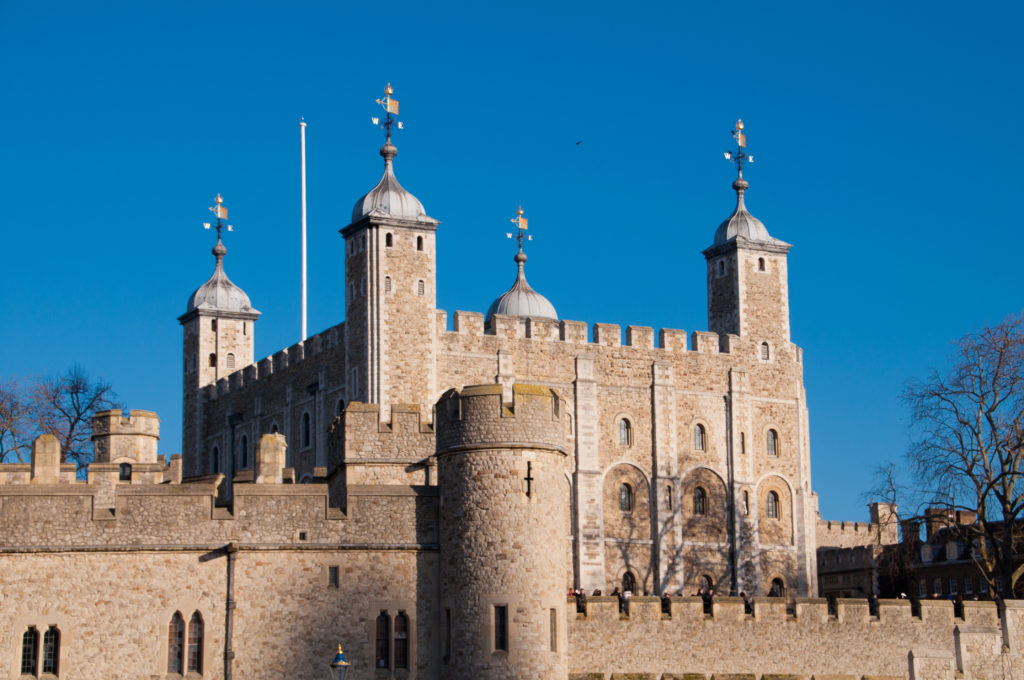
[300, 118, 308, 341]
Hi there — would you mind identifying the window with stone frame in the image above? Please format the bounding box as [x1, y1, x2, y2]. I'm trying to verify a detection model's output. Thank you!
[618, 418, 632, 446]
[302, 412, 312, 449]
[167, 612, 185, 673]
[766, 491, 780, 519]
[208, 353, 216, 368]
[376, 611, 391, 669]
[493, 605, 508, 652]
[766, 429, 779, 456]
[693, 423, 707, 451]
[187, 612, 203, 674]
[226, 352, 235, 370]
[393, 611, 409, 670]
[385, 232, 393, 247]
[21, 626, 38, 676]
[385, 275, 392, 293]
[416, 236, 423, 251]
[119, 462, 132, 481]
[417, 279, 425, 296]
[693, 486, 707, 516]
[761, 342, 770, 361]
[622, 571, 637, 594]
[618, 483, 634, 512]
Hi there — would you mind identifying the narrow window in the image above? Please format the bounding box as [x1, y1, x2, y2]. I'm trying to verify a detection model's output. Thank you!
[385, 276, 392, 293]
[767, 429, 778, 456]
[416, 236, 423, 251]
[376, 611, 391, 669]
[208, 353, 216, 368]
[622, 571, 637, 595]
[187, 613, 203, 674]
[328, 566, 339, 587]
[549, 607, 557, 652]
[394, 611, 409, 670]
[740, 431, 746, 454]
[443, 608, 451, 663]
[270, 424, 279, 434]
[302, 412, 311, 448]
[742, 490, 750, 516]
[718, 260, 725, 276]
[21, 627, 39, 676]
[761, 342, 770, 361]
[226, 353, 235, 370]
[42, 627, 60, 676]
[211, 319, 217, 331]
[243, 322, 247, 336]
[618, 483, 633, 512]
[168, 612, 185, 673]
[336, 399, 345, 416]
[238, 435, 248, 468]
[119, 462, 132, 481]
[693, 487, 707, 516]
[766, 491, 780, 519]
[618, 418, 631, 445]
[758, 257, 765, 271]
[212, 446, 220, 474]
[385, 232, 393, 247]
[494, 605, 508, 652]
[417, 279, 425, 296]
[693, 423, 706, 451]
[769, 578, 786, 597]
[665, 484, 673, 511]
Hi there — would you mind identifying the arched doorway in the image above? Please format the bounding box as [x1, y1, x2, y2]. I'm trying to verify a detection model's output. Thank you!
[622, 571, 637, 595]
[769, 578, 786, 597]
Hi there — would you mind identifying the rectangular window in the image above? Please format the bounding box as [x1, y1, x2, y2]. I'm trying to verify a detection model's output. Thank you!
[918, 581, 927, 598]
[394, 612, 409, 670]
[964, 577, 974, 594]
[549, 608, 557, 652]
[494, 605, 508, 652]
[950, 577, 959, 595]
[443, 608, 451, 663]
[979, 579, 988, 593]
[328, 566, 339, 587]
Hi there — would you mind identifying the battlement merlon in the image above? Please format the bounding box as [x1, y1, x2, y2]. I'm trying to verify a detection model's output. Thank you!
[817, 501, 900, 548]
[91, 409, 160, 464]
[435, 383, 568, 456]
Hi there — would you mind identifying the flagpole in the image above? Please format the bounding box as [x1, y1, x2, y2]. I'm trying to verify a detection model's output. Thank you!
[300, 118, 308, 342]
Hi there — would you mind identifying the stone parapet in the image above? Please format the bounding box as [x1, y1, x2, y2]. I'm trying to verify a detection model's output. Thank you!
[91, 409, 160, 464]
[435, 383, 567, 456]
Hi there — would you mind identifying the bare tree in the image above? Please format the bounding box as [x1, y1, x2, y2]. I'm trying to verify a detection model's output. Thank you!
[0, 367, 120, 470]
[902, 312, 1024, 600]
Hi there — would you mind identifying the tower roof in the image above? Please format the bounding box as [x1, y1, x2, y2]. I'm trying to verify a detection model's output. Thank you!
[185, 237, 259, 316]
[486, 208, 557, 322]
[712, 175, 777, 246]
[351, 140, 434, 224]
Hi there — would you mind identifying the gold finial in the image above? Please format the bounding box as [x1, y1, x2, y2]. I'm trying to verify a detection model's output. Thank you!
[205, 194, 233, 239]
[507, 206, 532, 252]
[724, 119, 753, 180]
[372, 83, 403, 142]
[385, 82, 393, 96]
[337, 644, 343, 653]
[736, 118, 744, 131]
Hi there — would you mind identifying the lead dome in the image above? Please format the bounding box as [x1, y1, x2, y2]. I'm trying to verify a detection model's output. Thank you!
[350, 141, 432, 224]
[486, 241, 557, 322]
[185, 238, 257, 315]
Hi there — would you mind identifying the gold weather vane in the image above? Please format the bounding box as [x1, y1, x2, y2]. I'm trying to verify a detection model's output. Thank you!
[203, 193, 233, 239]
[505, 206, 533, 251]
[371, 82, 404, 141]
[723, 118, 754, 176]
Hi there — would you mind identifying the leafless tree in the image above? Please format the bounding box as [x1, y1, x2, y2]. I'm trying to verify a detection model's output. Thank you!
[902, 312, 1024, 600]
[0, 366, 120, 470]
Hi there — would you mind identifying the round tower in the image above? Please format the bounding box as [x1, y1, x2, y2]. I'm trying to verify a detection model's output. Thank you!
[436, 383, 569, 680]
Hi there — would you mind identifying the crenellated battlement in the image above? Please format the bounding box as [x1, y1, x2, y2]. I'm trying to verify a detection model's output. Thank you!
[435, 383, 567, 456]
[818, 502, 900, 548]
[91, 409, 160, 464]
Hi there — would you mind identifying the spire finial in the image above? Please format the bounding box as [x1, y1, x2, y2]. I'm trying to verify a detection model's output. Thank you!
[505, 206, 533, 272]
[371, 82, 403, 163]
[203, 193, 234, 263]
[723, 118, 754, 202]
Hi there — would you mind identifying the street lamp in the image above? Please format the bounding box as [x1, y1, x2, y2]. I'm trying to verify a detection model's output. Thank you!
[329, 644, 350, 680]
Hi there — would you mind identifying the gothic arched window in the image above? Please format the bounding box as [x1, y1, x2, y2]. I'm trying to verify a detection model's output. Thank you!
[376, 611, 391, 669]
[167, 612, 185, 674]
[187, 612, 203, 673]
[618, 483, 634, 512]
[767, 429, 779, 456]
[693, 424, 707, 451]
[21, 627, 38, 676]
[693, 487, 707, 516]
[766, 491, 780, 519]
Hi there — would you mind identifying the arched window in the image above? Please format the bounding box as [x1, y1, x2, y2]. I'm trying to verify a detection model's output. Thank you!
[699, 574, 714, 591]
[742, 490, 750, 516]
[119, 463, 132, 481]
[226, 353, 235, 370]
[417, 280, 425, 296]
[385, 232, 393, 247]
[385, 276, 392, 293]
[376, 611, 391, 669]
[618, 483, 633, 512]
[167, 612, 185, 673]
[665, 484, 673, 510]
[769, 578, 786, 598]
[187, 612, 203, 673]
[208, 353, 216, 368]
[740, 431, 746, 454]
[766, 491, 780, 519]
[21, 627, 39, 676]
[416, 236, 423, 251]
[622, 571, 637, 594]
[693, 424, 706, 451]
[302, 412, 311, 448]
[618, 418, 631, 446]
[239, 436, 248, 468]
[758, 257, 765, 271]
[243, 322, 247, 336]
[211, 319, 217, 331]
[212, 446, 220, 474]
[761, 342, 770, 361]
[394, 611, 409, 670]
[766, 429, 779, 456]
[693, 487, 707, 516]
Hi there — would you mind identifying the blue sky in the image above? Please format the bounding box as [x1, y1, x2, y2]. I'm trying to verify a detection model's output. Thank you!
[1, 1, 1020, 522]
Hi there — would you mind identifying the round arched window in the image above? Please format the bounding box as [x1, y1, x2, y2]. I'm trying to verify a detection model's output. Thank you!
[618, 483, 634, 512]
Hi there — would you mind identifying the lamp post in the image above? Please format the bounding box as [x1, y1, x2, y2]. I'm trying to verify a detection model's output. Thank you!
[329, 644, 350, 680]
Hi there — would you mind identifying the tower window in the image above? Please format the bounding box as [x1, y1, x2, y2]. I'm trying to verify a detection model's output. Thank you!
[376, 611, 391, 669]
[394, 611, 409, 670]
[328, 565, 339, 587]
[742, 490, 750, 516]
[385, 276, 392, 293]
[758, 257, 766, 271]
[41, 626, 59, 676]
[740, 431, 746, 454]
[618, 418, 632, 446]
[549, 607, 557, 652]
[209, 353, 217, 368]
[243, 322, 247, 336]
[416, 235, 424, 251]
[761, 342, 770, 361]
[693, 486, 707, 515]
[767, 429, 779, 456]
[493, 605, 508, 652]
[212, 446, 220, 474]
[211, 319, 217, 331]
[417, 280, 425, 296]
[665, 484, 673, 511]
[21, 627, 38, 676]
[302, 412, 311, 448]
[693, 423, 707, 451]
[119, 462, 132, 481]
[168, 612, 185, 673]
[618, 483, 634, 512]
[718, 260, 725, 276]
[240, 435, 248, 468]
[385, 232, 393, 247]
[226, 353, 235, 370]
[187, 612, 203, 674]
[766, 490, 780, 519]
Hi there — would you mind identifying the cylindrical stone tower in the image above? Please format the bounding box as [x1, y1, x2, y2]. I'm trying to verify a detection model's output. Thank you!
[436, 383, 569, 680]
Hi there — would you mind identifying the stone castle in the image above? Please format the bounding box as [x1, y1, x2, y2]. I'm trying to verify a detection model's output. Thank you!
[1, 108, 1021, 680]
